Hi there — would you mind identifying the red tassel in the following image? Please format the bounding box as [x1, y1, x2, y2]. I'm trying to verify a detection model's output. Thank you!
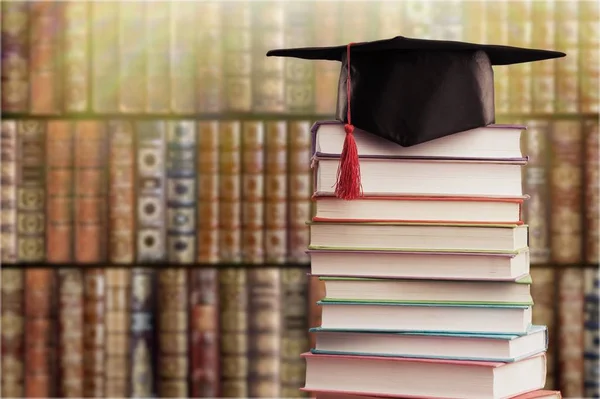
[335, 123, 362, 200]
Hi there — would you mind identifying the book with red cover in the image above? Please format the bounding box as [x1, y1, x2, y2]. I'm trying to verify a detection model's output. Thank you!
[313, 389, 561, 399]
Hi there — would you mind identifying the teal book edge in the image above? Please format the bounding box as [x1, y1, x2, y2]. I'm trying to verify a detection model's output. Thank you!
[309, 325, 547, 363]
[309, 324, 547, 339]
[308, 348, 547, 363]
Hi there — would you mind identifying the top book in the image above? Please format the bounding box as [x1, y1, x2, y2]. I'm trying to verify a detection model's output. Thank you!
[312, 121, 526, 161]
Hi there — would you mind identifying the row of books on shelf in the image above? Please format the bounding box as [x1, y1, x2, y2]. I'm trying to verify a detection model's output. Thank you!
[0, 118, 598, 266]
[2, 0, 598, 116]
[0, 119, 312, 265]
[302, 119, 599, 399]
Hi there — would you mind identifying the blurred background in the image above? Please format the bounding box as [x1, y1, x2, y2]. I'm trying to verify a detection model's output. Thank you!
[0, 0, 598, 398]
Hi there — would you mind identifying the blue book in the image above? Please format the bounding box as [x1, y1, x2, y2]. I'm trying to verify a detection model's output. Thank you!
[310, 325, 547, 363]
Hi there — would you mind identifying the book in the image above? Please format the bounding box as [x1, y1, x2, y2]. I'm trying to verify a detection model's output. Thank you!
[312, 121, 525, 160]
[313, 195, 526, 224]
[314, 156, 526, 197]
[319, 275, 533, 306]
[309, 222, 529, 253]
[308, 248, 530, 281]
[313, 389, 561, 399]
[318, 301, 532, 335]
[310, 325, 547, 362]
[301, 352, 546, 399]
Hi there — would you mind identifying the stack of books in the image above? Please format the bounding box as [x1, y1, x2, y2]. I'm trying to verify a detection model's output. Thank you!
[304, 121, 562, 399]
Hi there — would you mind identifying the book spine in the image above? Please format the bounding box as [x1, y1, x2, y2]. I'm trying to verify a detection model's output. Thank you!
[159, 121, 196, 396]
[58, 269, 84, 397]
[284, 1, 314, 113]
[74, 121, 107, 263]
[314, 1, 340, 116]
[219, 268, 248, 397]
[431, 1, 462, 41]
[146, 0, 171, 114]
[191, 121, 220, 397]
[252, 1, 285, 112]
[17, 120, 46, 262]
[25, 269, 56, 397]
[265, 121, 288, 264]
[83, 269, 106, 397]
[584, 268, 599, 397]
[169, 2, 196, 114]
[464, 1, 486, 43]
[242, 121, 265, 264]
[485, 0, 509, 115]
[132, 121, 165, 397]
[189, 266, 220, 397]
[550, 120, 583, 264]
[2, 120, 18, 263]
[219, 122, 247, 397]
[530, 268, 557, 389]
[379, 1, 403, 38]
[507, 1, 532, 115]
[287, 121, 311, 264]
[558, 268, 585, 397]
[91, 1, 118, 113]
[196, 2, 223, 113]
[1, 268, 24, 397]
[108, 120, 136, 264]
[523, 120, 551, 264]
[136, 120, 167, 263]
[1, 121, 21, 396]
[531, 1, 556, 114]
[281, 268, 310, 398]
[341, 1, 378, 43]
[579, 1, 600, 114]
[223, 2, 252, 112]
[219, 121, 242, 263]
[157, 269, 188, 397]
[106, 120, 135, 397]
[29, 1, 61, 115]
[284, 121, 311, 397]
[105, 269, 130, 397]
[166, 120, 197, 264]
[248, 268, 281, 398]
[129, 268, 155, 398]
[118, 2, 146, 113]
[555, 2, 579, 113]
[197, 121, 220, 263]
[63, 0, 89, 112]
[46, 121, 74, 263]
[584, 120, 599, 264]
[1, 1, 29, 112]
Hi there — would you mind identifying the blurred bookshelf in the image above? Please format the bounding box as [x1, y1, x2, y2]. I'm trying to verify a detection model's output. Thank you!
[0, 0, 598, 398]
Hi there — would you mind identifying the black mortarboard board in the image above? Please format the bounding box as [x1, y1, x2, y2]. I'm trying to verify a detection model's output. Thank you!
[266, 36, 565, 199]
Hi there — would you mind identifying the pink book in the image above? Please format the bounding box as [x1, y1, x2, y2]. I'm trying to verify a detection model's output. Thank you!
[301, 352, 547, 399]
[313, 390, 561, 399]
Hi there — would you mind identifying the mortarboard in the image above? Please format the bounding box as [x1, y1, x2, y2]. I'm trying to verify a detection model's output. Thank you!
[266, 36, 565, 199]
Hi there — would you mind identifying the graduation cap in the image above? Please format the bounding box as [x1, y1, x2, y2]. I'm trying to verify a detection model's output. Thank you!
[266, 36, 565, 200]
